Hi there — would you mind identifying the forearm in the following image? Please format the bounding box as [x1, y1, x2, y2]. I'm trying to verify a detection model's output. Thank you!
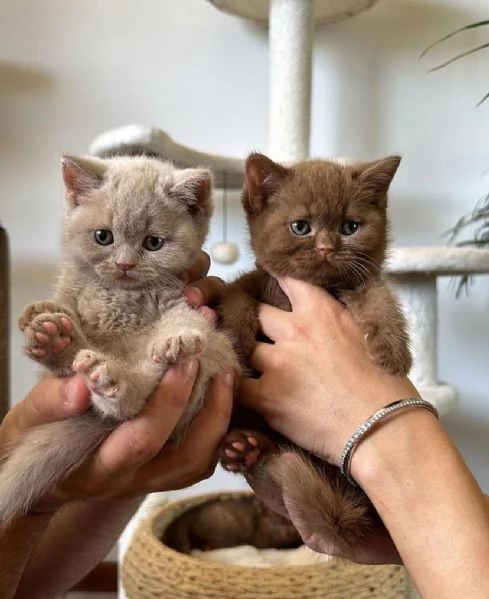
[0, 512, 53, 599]
[353, 409, 489, 599]
[15, 497, 142, 599]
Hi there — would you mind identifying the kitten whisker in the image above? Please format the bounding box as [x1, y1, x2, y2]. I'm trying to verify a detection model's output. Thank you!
[354, 252, 381, 273]
[147, 270, 184, 292]
[344, 262, 368, 286]
[5, 154, 240, 528]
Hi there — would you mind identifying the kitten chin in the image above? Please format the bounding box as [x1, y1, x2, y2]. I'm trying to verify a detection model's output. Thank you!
[217, 151, 411, 555]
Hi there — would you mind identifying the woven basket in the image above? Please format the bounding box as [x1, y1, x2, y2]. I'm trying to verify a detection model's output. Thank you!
[122, 491, 406, 599]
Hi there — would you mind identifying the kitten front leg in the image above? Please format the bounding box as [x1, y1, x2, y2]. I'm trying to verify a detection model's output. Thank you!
[19, 300, 87, 376]
[217, 285, 260, 362]
[342, 283, 412, 376]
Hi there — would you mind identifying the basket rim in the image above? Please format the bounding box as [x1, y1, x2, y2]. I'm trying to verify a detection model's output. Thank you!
[136, 490, 404, 577]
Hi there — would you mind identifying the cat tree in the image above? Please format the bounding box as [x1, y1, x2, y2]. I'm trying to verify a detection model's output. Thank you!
[90, 1, 489, 597]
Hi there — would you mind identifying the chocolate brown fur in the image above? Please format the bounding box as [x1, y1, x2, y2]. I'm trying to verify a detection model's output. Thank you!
[217, 152, 411, 554]
[164, 496, 301, 554]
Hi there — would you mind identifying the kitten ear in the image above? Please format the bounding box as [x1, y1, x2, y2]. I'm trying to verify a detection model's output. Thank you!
[170, 168, 213, 216]
[61, 155, 107, 208]
[355, 155, 401, 207]
[243, 153, 289, 215]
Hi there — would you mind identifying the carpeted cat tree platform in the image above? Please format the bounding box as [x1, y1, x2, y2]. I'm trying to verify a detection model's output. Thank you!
[88, 1, 489, 598]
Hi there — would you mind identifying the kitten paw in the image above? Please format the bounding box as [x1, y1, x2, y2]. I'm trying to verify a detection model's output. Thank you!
[73, 350, 122, 401]
[220, 430, 273, 473]
[21, 308, 74, 364]
[151, 329, 206, 364]
[19, 300, 62, 331]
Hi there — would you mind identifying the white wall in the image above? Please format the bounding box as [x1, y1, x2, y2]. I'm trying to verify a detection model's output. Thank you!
[1, 0, 488, 499]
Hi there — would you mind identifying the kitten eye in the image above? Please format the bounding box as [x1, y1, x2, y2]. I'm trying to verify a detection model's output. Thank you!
[143, 236, 165, 251]
[339, 221, 359, 236]
[289, 220, 312, 236]
[94, 229, 114, 245]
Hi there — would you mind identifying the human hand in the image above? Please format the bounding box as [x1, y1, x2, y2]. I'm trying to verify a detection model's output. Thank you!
[239, 276, 418, 465]
[0, 364, 234, 510]
[182, 250, 227, 322]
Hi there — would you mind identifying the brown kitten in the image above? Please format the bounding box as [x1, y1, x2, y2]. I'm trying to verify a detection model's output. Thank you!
[217, 152, 411, 554]
[0, 155, 239, 527]
[163, 496, 301, 554]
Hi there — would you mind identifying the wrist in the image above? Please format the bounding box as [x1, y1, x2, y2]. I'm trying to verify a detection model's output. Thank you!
[320, 375, 422, 465]
[348, 407, 446, 502]
[346, 408, 489, 599]
[340, 398, 438, 486]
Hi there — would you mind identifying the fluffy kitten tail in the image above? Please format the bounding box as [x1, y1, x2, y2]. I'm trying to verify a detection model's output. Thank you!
[268, 451, 374, 553]
[0, 412, 114, 527]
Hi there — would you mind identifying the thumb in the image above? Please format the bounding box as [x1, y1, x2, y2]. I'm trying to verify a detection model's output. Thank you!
[277, 276, 336, 312]
[17, 376, 91, 431]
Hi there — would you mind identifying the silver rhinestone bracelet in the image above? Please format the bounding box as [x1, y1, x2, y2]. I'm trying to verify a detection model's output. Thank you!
[339, 398, 440, 487]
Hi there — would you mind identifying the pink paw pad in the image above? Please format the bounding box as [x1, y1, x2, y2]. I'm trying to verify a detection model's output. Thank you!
[24, 313, 73, 361]
[220, 432, 263, 473]
[73, 351, 119, 400]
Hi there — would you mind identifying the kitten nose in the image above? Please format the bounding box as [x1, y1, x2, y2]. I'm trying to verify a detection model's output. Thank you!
[317, 245, 333, 255]
[116, 262, 136, 273]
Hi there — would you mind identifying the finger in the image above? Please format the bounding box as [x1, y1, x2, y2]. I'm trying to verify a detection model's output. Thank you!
[136, 368, 235, 491]
[91, 359, 199, 476]
[278, 276, 341, 313]
[185, 251, 211, 283]
[13, 376, 91, 434]
[257, 303, 291, 341]
[183, 276, 226, 309]
[198, 305, 218, 325]
[248, 341, 277, 373]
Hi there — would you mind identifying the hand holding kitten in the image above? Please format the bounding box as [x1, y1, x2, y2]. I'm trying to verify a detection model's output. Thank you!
[0, 352, 233, 512]
[239, 276, 418, 466]
[0, 248, 233, 516]
[175, 271, 404, 565]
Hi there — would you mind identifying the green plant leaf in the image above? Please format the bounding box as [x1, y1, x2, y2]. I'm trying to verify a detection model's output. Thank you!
[424, 21, 489, 295]
[427, 42, 489, 72]
[476, 90, 489, 106]
[420, 20, 489, 58]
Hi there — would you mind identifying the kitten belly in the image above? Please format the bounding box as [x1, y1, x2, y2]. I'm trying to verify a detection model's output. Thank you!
[77, 286, 161, 335]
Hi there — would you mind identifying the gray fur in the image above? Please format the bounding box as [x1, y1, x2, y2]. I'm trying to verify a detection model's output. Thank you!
[0, 414, 115, 523]
[0, 155, 239, 527]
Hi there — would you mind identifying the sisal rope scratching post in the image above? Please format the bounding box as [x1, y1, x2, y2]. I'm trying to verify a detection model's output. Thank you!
[267, 0, 314, 161]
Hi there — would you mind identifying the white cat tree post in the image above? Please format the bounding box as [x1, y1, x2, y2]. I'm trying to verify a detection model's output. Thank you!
[386, 247, 489, 416]
[90, 2, 489, 597]
[267, 0, 314, 161]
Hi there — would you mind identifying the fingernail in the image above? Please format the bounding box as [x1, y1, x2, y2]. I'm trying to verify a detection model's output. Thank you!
[222, 369, 234, 387]
[198, 306, 217, 324]
[179, 358, 198, 378]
